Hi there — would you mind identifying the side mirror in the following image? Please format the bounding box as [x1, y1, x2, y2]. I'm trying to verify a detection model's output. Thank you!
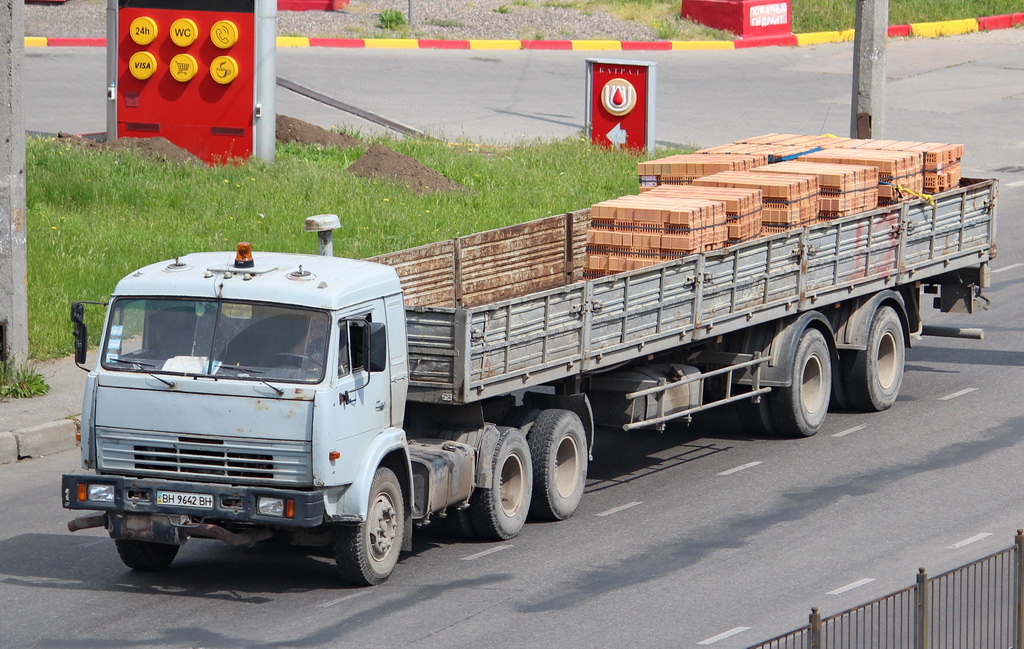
[367, 322, 387, 373]
[71, 302, 88, 366]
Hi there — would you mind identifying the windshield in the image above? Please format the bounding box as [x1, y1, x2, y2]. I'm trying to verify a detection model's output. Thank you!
[102, 298, 330, 383]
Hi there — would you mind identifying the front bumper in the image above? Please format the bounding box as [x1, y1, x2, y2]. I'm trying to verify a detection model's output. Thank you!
[61, 474, 325, 528]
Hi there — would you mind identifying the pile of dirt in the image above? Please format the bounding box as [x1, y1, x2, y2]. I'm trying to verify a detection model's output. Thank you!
[55, 132, 202, 165]
[347, 144, 463, 194]
[276, 115, 361, 149]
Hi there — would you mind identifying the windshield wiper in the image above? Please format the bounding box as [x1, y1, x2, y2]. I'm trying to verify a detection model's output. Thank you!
[217, 364, 284, 395]
[106, 358, 175, 388]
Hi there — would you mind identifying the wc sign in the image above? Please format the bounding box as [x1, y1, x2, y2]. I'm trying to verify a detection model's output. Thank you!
[585, 59, 656, 154]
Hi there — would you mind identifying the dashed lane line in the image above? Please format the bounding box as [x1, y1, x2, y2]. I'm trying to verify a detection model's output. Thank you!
[948, 533, 992, 549]
[461, 545, 511, 561]
[318, 590, 371, 608]
[833, 424, 869, 438]
[938, 388, 977, 401]
[717, 462, 762, 476]
[828, 578, 876, 595]
[992, 262, 1022, 274]
[697, 627, 752, 645]
[596, 501, 642, 517]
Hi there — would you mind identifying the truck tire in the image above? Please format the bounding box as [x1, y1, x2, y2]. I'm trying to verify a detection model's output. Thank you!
[527, 410, 587, 521]
[114, 539, 179, 571]
[769, 328, 832, 438]
[846, 306, 905, 412]
[334, 467, 404, 586]
[502, 406, 541, 433]
[469, 426, 532, 541]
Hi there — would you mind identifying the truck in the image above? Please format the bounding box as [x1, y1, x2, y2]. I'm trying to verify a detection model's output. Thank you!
[62, 178, 996, 585]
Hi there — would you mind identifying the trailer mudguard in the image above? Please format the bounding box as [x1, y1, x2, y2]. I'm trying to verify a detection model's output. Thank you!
[830, 289, 913, 351]
[325, 427, 412, 523]
[753, 311, 838, 387]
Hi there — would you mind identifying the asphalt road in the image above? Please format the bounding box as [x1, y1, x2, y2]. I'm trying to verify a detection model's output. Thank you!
[7, 29, 1024, 649]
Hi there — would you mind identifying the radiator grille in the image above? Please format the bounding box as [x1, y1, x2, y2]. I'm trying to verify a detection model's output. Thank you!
[96, 428, 311, 486]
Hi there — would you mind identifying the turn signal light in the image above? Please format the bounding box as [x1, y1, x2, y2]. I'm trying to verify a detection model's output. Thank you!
[328, 451, 341, 462]
[234, 242, 254, 269]
[285, 499, 295, 519]
[77, 484, 87, 502]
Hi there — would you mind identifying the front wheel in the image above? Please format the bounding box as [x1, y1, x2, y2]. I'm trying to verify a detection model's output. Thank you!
[469, 427, 532, 541]
[114, 539, 179, 571]
[334, 467, 404, 586]
[770, 327, 832, 438]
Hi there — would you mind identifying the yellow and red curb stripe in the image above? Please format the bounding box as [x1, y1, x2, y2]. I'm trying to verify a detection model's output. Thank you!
[23, 12, 1024, 50]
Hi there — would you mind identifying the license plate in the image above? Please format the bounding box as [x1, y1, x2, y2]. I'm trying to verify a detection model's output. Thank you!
[156, 490, 214, 509]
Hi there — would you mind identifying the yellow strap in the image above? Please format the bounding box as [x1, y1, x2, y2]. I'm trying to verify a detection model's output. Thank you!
[893, 184, 936, 208]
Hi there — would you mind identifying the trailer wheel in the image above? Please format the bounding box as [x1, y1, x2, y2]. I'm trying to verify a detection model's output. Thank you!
[114, 539, 179, 571]
[846, 306, 905, 412]
[334, 467, 404, 586]
[469, 427, 532, 541]
[527, 410, 587, 521]
[770, 328, 832, 437]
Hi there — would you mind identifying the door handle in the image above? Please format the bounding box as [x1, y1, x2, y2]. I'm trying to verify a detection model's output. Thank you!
[375, 400, 387, 411]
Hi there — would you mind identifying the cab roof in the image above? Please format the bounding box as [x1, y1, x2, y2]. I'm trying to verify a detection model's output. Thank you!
[111, 250, 402, 311]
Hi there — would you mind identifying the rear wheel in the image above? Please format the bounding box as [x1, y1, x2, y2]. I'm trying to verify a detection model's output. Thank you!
[846, 306, 905, 412]
[469, 427, 532, 541]
[334, 467, 404, 586]
[527, 410, 587, 521]
[114, 539, 179, 571]
[770, 328, 832, 437]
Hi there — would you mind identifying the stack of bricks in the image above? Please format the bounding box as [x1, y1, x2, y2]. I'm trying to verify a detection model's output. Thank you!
[733, 133, 853, 149]
[585, 194, 728, 277]
[642, 185, 763, 243]
[638, 153, 767, 190]
[692, 171, 820, 233]
[799, 149, 924, 206]
[752, 161, 879, 219]
[696, 142, 835, 162]
[832, 139, 963, 194]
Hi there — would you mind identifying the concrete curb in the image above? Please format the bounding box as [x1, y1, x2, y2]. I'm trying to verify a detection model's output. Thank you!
[22, 12, 1024, 50]
[0, 419, 79, 465]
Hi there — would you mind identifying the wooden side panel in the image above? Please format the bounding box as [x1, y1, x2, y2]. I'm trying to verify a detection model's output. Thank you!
[368, 241, 456, 308]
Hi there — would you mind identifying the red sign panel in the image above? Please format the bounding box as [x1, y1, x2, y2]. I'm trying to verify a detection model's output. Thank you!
[588, 61, 652, 152]
[117, 0, 255, 163]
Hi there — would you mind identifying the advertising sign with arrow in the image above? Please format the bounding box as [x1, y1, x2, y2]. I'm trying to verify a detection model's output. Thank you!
[585, 59, 656, 154]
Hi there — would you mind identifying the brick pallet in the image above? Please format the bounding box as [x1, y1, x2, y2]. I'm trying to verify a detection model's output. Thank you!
[799, 149, 924, 206]
[693, 170, 819, 230]
[586, 195, 728, 277]
[643, 185, 763, 243]
[696, 142, 831, 162]
[637, 153, 767, 190]
[733, 133, 853, 149]
[833, 139, 963, 194]
[752, 160, 879, 218]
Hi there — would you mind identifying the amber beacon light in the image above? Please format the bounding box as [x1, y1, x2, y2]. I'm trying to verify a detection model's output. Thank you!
[234, 242, 255, 268]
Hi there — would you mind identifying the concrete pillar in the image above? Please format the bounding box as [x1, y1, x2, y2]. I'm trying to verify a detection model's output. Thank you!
[0, 0, 28, 366]
[850, 0, 888, 139]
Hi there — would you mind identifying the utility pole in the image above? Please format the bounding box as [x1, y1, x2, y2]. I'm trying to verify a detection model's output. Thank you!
[0, 0, 28, 366]
[850, 0, 888, 139]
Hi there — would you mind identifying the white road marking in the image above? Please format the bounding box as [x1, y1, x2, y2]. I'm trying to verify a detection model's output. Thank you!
[80, 538, 109, 548]
[828, 578, 876, 595]
[317, 590, 371, 608]
[948, 532, 992, 549]
[992, 262, 1022, 274]
[938, 388, 977, 401]
[697, 627, 752, 645]
[833, 424, 869, 438]
[717, 461, 762, 476]
[1005, 180, 1024, 188]
[461, 545, 511, 561]
[596, 501, 642, 517]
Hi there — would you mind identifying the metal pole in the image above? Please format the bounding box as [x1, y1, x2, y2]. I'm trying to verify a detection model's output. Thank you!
[850, 0, 888, 138]
[915, 567, 929, 649]
[106, 0, 117, 140]
[808, 606, 822, 649]
[0, 0, 28, 366]
[252, 0, 277, 163]
[1015, 529, 1023, 649]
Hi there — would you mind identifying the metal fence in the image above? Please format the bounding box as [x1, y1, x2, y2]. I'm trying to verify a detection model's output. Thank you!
[748, 530, 1024, 649]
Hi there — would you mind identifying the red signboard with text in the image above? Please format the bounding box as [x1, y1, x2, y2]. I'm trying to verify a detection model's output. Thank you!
[586, 59, 656, 154]
[116, 0, 255, 163]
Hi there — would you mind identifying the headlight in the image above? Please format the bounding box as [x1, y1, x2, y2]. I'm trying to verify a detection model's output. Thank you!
[257, 497, 285, 517]
[88, 484, 115, 503]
